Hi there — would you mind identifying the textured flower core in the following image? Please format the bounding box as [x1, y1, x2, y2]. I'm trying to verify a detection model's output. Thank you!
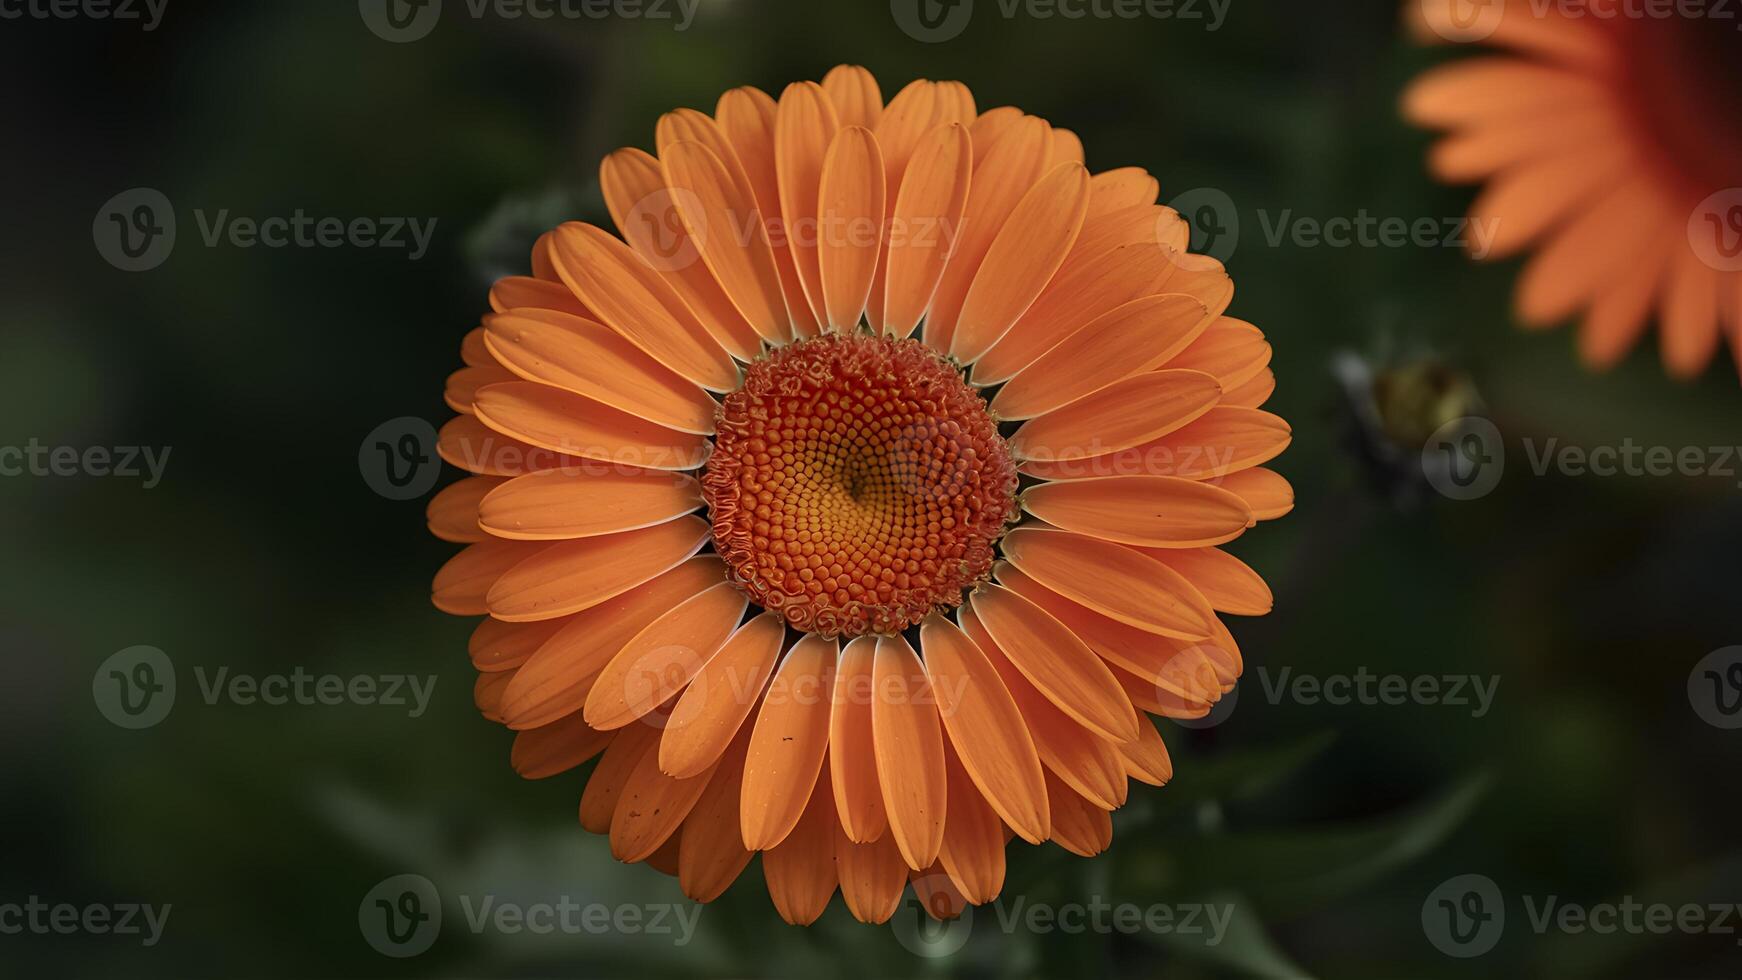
[701, 332, 1018, 638]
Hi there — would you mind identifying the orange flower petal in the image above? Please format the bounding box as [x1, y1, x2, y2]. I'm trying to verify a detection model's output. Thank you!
[427, 475, 502, 543]
[548, 222, 740, 392]
[599, 147, 763, 361]
[1223, 367, 1276, 409]
[871, 634, 948, 870]
[821, 64, 882, 130]
[762, 762, 840, 925]
[445, 365, 515, 414]
[488, 275, 592, 319]
[677, 725, 756, 902]
[1020, 406, 1291, 482]
[775, 81, 842, 328]
[835, 830, 907, 925]
[993, 561, 1226, 703]
[936, 738, 1008, 904]
[436, 414, 587, 478]
[610, 724, 724, 863]
[1000, 527, 1216, 641]
[1468, 142, 1630, 260]
[578, 719, 660, 834]
[1008, 369, 1222, 462]
[959, 606, 1128, 810]
[662, 139, 792, 346]
[1142, 546, 1273, 616]
[1401, 58, 1604, 129]
[920, 613, 1050, 842]
[659, 612, 785, 778]
[1044, 771, 1113, 857]
[1164, 316, 1271, 389]
[1049, 127, 1084, 166]
[923, 115, 1053, 353]
[510, 712, 613, 779]
[1660, 246, 1723, 379]
[499, 555, 727, 728]
[1514, 174, 1663, 325]
[992, 294, 1212, 419]
[477, 468, 701, 541]
[716, 85, 821, 338]
[879, 123, 973, 339]
[815, 126, 886, 331]
[1217, 466, 1294, 520]
[474, 670, 514, 722]
[460, 326, 496, 368]
[486, 515, 711, 623]
[741, 633, 838, 850]
[967, 585, 1139, 743]
[433, 539, 548, 616]
[951, 162, 1091, 362]
[1119, 715, 1175, 786]
[470, 615, 569, 673]
[472, 381, 710, 471]
[1087, 167, 1159, 216]
[1021, 475, 1254, 548]
[584, 581, 748, 730]
[830, 636, 889, 843]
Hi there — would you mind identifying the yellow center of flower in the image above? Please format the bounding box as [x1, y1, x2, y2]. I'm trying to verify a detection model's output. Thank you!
[701, 333, 1019, 638]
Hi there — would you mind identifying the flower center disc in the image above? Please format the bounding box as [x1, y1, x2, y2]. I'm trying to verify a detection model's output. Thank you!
[702, 333, 1019, 638]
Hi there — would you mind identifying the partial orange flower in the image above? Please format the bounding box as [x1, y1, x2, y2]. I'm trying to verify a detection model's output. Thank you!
[428, 64, 1291, 925]
[1404, 2, 1742, 378]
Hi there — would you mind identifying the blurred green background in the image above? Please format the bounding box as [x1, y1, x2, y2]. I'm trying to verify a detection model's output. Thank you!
[3, 0, 1741, 976]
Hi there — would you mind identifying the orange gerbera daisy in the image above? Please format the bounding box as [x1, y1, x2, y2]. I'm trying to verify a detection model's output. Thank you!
[427, 65, 1291, 925]
[1403, 2, 1742, 378]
